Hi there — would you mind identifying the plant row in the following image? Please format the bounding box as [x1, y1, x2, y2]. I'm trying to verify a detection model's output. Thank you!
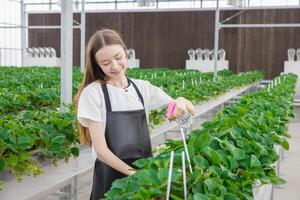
[0, 67, 233, 115]
[0, 67, 262, 191]
[103, 73, 297, 200]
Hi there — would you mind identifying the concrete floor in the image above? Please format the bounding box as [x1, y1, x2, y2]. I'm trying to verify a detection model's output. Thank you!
[46, 107, 300, 200]
[273, 107, 300, 200]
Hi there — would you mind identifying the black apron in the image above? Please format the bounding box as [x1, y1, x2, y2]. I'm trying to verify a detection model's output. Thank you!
[90, 78, 153, 200]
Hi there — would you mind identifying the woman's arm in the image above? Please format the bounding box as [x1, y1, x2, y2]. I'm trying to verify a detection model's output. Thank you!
[87, 120, 136, 176]
[143, 80, 195, 117]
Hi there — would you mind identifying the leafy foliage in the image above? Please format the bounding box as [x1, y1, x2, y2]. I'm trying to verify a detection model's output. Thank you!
[104, 73, 297, 200]
[0, 66, 262, 190]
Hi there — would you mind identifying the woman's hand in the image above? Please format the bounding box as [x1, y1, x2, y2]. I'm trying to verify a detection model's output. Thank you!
[170, 97, 196, 120]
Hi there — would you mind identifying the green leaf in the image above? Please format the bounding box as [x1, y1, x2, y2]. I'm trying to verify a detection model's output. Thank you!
[210, 149, 221, 165]
[51, 135, 65, 144]
[0, 128, 10, 140]
[233, 148, 246, 160]
[50, 143, 63, 152]
[7, 154, 18, 167]
[225, 193, 239, 200]
[225, 140, 246, 161]
[148, 187, 163, 196]
[170, 194, 183, 200]
[18, 151, 30, 161]
[0, 159, 6, 171]
[39, 130, 50, 142]
[227, 156, 239, 170]
[282, 140, 289, 150]
[228, 127, 242, 139]
[133, 158, 150, 168]
[157, 168, 168, 185]
[250, 155, 261, 168]
[71, 147, 79, 157]
[204, 178, 220, 191]
[271, 177, 286, 185]
[17, 135, 32, 144]
[135, 169, 158, 186]
[193, 155, 209, 169]
[111, 177, 128, 189]
[193, 193, 210, 200]
[8, 134, 16, 144]
[17, 135, 33, 149]
[196, 133, 212, 151]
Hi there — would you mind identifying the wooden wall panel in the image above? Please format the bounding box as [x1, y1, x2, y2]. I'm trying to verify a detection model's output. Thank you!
[28, 13, 81, 66]
[28, 9, 300, 78]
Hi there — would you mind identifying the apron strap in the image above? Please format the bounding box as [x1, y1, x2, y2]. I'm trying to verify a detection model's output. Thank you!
[101, 77, 145, 112]
[101, 83, 112, 112]
[128, 78, 145, 106]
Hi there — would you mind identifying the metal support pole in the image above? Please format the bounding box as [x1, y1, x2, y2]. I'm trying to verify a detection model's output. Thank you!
[213, 0, 220, 81]
[21, 0, 26, 67]
[49, 0, 52, 10]
[75, 0, 80, 10]
[221, 23, 300, 28]
[80, 0, 86, 73]
[61, 0, 73, 105]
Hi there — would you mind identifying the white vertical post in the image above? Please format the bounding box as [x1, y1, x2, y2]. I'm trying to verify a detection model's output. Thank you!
[166, 151, 174, 200]
[182, 152, 187, 200]
[21, 0, 26, 67]
[80, 0, 85, 73]
[61, 0, 73, 105]
[213, 0, 220, 81]
[49, 0, 52, 10]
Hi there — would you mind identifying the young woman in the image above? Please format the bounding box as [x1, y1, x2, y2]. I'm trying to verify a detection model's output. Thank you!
[74, 28, 195, 200]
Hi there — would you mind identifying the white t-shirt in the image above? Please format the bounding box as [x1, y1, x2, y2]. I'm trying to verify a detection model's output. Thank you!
[77, 78, 173, 129]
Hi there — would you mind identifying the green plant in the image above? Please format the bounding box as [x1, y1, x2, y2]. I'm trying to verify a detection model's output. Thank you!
[104, 73, 297, 200]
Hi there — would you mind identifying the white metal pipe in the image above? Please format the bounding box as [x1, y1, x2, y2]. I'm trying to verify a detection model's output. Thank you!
[73, 20, 81, 25]
[8, 0, 20, 3]
[24, 2, 57, 6]
[0, 21, 19, 26]
[0, 26, 21, 28]
[213, 0, 220, 81]
[25, 5, 300, 14]
[221, 23, 300, 28]
[21, 0, 26, 67]
[80, 0, 86, 73]
[61, 0, 73, 105]
[28, 25, 81, 29]
[0, 47, 22, 50]
[0, 25, 81, 29]
[220, 10, 245, 24]
[182, 152, 187, 200]
[180, 127, 193, 174]
[166, 151, 174, 200]
[49, 0, 52, 10]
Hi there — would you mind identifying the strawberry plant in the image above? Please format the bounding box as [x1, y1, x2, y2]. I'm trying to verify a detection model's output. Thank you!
[104, 73, 297, 200]
[0, 66, 262, 190]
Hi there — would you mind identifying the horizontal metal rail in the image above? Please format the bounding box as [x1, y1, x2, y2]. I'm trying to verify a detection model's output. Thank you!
[221, 23, 300, 28]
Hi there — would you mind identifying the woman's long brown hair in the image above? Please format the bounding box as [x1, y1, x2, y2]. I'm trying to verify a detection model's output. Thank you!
[74, 28, 127, 146]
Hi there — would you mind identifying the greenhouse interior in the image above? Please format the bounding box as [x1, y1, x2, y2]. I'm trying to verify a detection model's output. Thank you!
[0, 0, 300, 199]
